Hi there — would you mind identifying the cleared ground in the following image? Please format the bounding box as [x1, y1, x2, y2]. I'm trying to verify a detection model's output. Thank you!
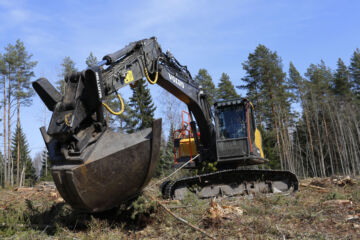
[0, 177, 359, 239]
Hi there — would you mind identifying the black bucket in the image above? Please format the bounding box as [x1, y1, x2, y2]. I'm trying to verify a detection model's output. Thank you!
[51, 119, 161, 212]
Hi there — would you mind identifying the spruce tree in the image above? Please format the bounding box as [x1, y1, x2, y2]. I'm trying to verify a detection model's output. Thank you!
[128, 78, 156, 132]
[155, 124, 174, 177]
[349, 48, 360, 98]
[11, 124, 36, 186]
[194, 69, 216, 106]
[85, 52, 98, 67]
[217, 73, 239, 100]
[106, 98, 134, 132]
[116, 100, 135, 132]
[57, 56, 77, 95]
[333, 58, 351, 99]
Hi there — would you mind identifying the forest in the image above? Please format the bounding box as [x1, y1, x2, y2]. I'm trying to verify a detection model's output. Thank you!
[0, 39, 359, 188]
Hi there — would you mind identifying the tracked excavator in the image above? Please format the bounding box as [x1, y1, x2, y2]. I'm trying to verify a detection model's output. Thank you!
[33, 37, 298, 212]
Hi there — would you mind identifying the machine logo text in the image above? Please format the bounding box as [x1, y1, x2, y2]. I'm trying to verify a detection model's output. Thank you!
[168, 73, 184, 89]
[95, 71, 103, 99]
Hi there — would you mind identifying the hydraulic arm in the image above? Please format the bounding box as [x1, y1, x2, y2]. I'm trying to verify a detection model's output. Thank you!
[32, 37, 216, 211]
[33, 37, 298, 211]
[99, 37, 216, 163]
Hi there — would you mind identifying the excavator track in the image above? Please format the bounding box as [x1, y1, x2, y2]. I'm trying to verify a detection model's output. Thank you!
[161, 169, 298, 200]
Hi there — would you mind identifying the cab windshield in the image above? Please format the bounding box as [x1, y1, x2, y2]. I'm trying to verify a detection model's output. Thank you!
[217, 105, 247, 139]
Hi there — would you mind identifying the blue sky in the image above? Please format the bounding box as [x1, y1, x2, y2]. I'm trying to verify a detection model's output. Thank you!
[0, 0, 359, 157]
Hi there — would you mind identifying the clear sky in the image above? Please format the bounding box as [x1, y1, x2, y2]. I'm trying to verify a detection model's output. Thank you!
[0, 0, 359, 158]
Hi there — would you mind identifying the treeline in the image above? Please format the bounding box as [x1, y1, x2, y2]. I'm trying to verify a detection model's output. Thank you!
[195, 45, 360, 178]
[0, 40, 37, 187]
[2, 39, 358, 187]
[195, 45, 360, 177]
[241, 45, 360, 177]
[72, 45, 360, 178]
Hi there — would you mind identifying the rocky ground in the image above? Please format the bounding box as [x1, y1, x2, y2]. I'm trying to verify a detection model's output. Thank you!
[0, 177, 359, 239]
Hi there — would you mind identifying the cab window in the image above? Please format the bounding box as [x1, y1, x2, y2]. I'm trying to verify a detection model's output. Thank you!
[217, 105, 247, 139]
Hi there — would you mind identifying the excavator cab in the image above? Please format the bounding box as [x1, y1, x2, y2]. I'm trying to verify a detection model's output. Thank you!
[33, 38, 297, 210]
[173, 99, 266, 169]
[214, 99, 266, 166]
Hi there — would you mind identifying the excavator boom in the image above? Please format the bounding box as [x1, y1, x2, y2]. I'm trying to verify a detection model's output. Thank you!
[33, 37, 298, 212]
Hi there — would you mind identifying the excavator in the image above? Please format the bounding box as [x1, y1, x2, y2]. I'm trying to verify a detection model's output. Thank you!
[32, 37, 298, 212]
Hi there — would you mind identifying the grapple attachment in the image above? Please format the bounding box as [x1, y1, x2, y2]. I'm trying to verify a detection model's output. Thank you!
[33, 70, 161, 212]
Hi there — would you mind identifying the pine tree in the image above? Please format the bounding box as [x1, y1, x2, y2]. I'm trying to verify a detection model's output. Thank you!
[288, 62, 304, 101]
[4, 42, 18, 186]
[13, 40, 37, 185]
[11, 124, 36, 186]
[155, 124, 174, 177]
[128, 79, 156, 132]
[57, 56, 77, 95]
[85, 52, 98, 67]
[0, 152, 4, 188]
[217, 73, 239, 100]
[303, 61, 333, 177]
[194, 69, 216, 106]
[0, 53, 5, 187]
[240, 44, 289, 128]
[349, 48, 360, 98]
[332, 58, 351, 99]
[304, 60, 332, 101]
[240, 44, 294, 171]
[288, 62, 316, 175]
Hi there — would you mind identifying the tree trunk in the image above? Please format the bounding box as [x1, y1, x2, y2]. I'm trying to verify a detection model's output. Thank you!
[323, 117, 334, 175]
[19, 165, 25, 188]
[16, 82, 20, 184]
[7, 68, 12, 186]
[314, 105, 325, 177]
[3, 73, 6, 185]
[303, 106, 316, 175]
[269, 91, 283, 170]
[330, 111, 345, 175]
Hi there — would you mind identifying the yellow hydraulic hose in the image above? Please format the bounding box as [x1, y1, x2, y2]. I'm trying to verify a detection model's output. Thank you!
[144, 68, 158, 84]
[102, 93, 125, 116]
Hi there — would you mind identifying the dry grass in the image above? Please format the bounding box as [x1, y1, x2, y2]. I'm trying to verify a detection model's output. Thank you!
[0, 177, 359, 239]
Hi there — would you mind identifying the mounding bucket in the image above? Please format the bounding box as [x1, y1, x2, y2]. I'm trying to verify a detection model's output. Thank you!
[51, 119, 161, 212]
